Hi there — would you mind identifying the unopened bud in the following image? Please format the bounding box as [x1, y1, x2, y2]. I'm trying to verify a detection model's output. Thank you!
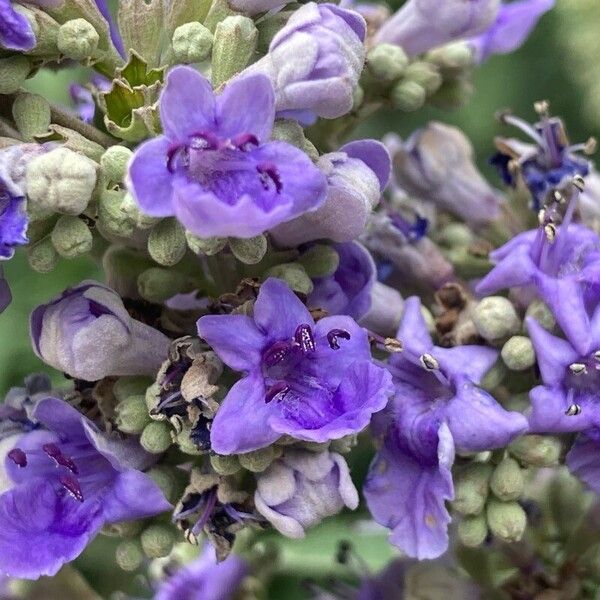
[548, 469, 586, 539]
[116, 540, 143, 572]
[298, 244, 340, 278]
[101, 146, 133, 183]
[266, 263, 313, 295]
[51, 215, 93, 259]
[57, 19, 99, 60]
[116, 395, 151, 434]
[525, 299, 555, 332]
[391, 80, 426, 112]
[473, 296, 520, 343]
[146, 466, 180, 504]
[501, 336, 535, 371]
[490, 458, 524, 501]
[238, 446, 280, 473]
[509, 435, 561, 467]
[458, 514, 488, 547]
[404, 61, 442, 95]
[27, 236, 58, 273]
[140, 524, 175, 559]
[12, 93, 50, 141]
[429, 77, 473, 110]
[452, 463, 492, 516]
[172, 22, 213, 64]
[140, 421, 172, 454]
[427, 41, 474, 69]
[148, 218, 187, 266]
[210, 454, 241, 476]
[103, 246, 154, 300]
[229, 234, 267, 265]
[271, 119, 306, 149]
[367, 44, 409, 81]
[437, 223, 474, 248]
[97, 189, 135, 238]
[174, 425, 202, 456]
[212, 16, 258, 87]
[113, 376, 152, 402]
[138, 268, 193, 304]
[27, 147, 97, 215]
[105, 520, 143, 538]
[0, 56, 31, 94]
[121, 192, 160, 230]
[185, 231, 227, 255]
[486, 499, 527, 543]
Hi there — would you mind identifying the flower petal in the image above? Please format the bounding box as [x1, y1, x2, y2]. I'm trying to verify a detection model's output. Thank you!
[0, 0, 35, 51]
[566, 434, 600, 494]
[435, 344, 498, 384]
[395, 296, 433, 357]
[340, 140, 391, 191]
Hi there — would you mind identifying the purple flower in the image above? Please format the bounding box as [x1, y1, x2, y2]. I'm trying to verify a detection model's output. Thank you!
[247, 2, 366, 121]
[373, 0, 500, 56]
[197, 278, 393, 455]
[0, 0, 35, 51]
[469, 0, 555, 63]
[128, 66, 326, 239]
[254, 449, 358, 538]
[69, 75, 110, 124]
[30, 281, 170, 382]
[271, 140, 390, 246]
[391, 123, 503, 226]
[364, 297, 527, 559]
[155, 545, 248, 600]
[566, 433, 600, 496]
[0, 397, 170, 578]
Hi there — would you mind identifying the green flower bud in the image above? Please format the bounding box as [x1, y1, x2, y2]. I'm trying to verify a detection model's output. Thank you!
[367, 43, 409, 81]
[121, 193, 160, 230]
[436, 223, 474, 248]
[185, 230, 227, 255]
[27, 236, 58, 273]
[172, 22, 213, 63]
[174, 425, 202, 456]
[27, 147, 97, 215]
[501, 336, 535, 371]
[266, 263, 313, 295]
[429, 77, 473, 110]
[458, 514, 488, 547]
[103, 246, 154, 300]
[297, 244, 340, 278]
[12, 93, 50, 141]
[211, 16, 258, 87]
[0, 56, 31, 94]
[105, 520, 143, 538]
[490, 458, 524, 501]
[116, 395, 151, 434]
[271, 119, 306, 149]
[148, 218, 187, 266]
[525, 299, 556, 332]
[509, 435, 561, 467]
[100, 146, 133, 183]
[472, 296, 520, 343]
[113, 376, 152, 402]
[486, 499, 527, 543]
[57, 19, 100, 60]
[140, 525, 175, 559]
[238, 446, 280, 473]
[452, 463, 492, 516]
[210, 454, 241, 476]
[51, 215, 93, 259]
[97, 189, 135, 238]
[115, 540, 143, 572]
[548, 469, 587, 539]
[404, 61, 442, 95]
[140, 421, 172, 454]
[391, 79, 426, 112]
[427, 41, 474, 69]
[138, 268, 193, 303]
[146, 466, 179, 504]
[330, 435, 357, 454]
[229, 235, 267, 265]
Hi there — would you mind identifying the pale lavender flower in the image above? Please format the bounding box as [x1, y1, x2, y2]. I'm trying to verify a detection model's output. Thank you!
[566, 433, 600, 496]
[0, 0, 35, 51]
[128, 66, 326, 238]
[254, 449, 358, 538]
[30, 281, 170, 381]
[197, 278, 393, 455]
[69, 75, 110, 123]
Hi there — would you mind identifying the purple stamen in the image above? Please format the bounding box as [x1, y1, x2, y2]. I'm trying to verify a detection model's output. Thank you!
[257, 162, 282, 194]
[232, 133, 259, 152]
[191, 488, 218, 535]
[59, 474, 84, 502]
[43, 443, 79, 474]
[327, 329, 351, 350]
[265, 381, 291, 403]
[294, 324, 316, 354]
[263, 341, 294, 367]
[7, 448, 27, 468]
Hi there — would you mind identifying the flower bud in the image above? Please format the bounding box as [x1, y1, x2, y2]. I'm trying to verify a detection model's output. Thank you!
[12, 93, 50, 141]
[509, 435, 561, 467]
[115, 540, 144, 572]
[367, 44, 409, 81]
[97, 189, 135, 238]
[50, 215, 93, 259]
[101, 146, 133, 183]
[525, 299, 555, 332]
[501, 336, 535, 371]
[458, 514, 488, 547]
[140, 524, 175, 558]
[57, 19, 100, 60]
[266, 263, 313, 295]
[486, 499, 527, 543]
[271, 119, 306, 149]
[298, 244, 340, 278]
[239, 446, 281, 473]
[103, 246, 155, 300]
[121, 192, 160, 230]
[0, 56, 31, 94]
[185, 231, 227, 256]
[116, 394, 151, 434]
[140, 421, 172, 454]
[452, 463, 492, 516]
[146, 466, 180, 504]
[427, 41, 474, 70]
[114, 375, 152, 401]
[229, 234, 268, 265]
[148, 218, 187, 267]
[27, 237, 58, 273]
[404, 61, 442, 94]
[212, 16, 258, 87]
[26, 147, 97, 216]
[172, 22, 213, 64]
[391, 80, 426, 111]
[548, 469, 586, 539]
[490, 457, 524, 501]
[210, 454, 241, 476]
[138, 268, 193, 303]
[472, 297, 520, 343]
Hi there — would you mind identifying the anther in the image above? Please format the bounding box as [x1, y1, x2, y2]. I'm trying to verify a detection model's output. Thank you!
[537, 208, 547, 226]
[552, 190, 565, 204]
[256, 163, 282, 194]
[7, 448, 27, 468]
[565, 404, 582, 416]
[265, 381, 291, 403]
[263, 341, 293, 367]
[584, 137, 597, 155]
[594, 350, 600, 362]
[384, 337, 403, 353]
[43, 443, 78, 474]
[533, 100, 550, 116]
[572, 175, 585, 192]
[327, 329, 351, 350]
[294, 324, 316, 354]
[544, 223, 556, 243]
[419, 353, 439, 371]
[59, 474, 84, 502]
[569, 362, 587, 376]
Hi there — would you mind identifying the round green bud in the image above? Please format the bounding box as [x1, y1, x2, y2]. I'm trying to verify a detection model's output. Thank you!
[116, 540, 144, 572]
[146, 466, 178, 504]
[525, 299, 556, 332]
[172, 22, 213, 64]
[148, 218, 187, 266]
[391, 80, 426, 112]
[138, 268, 192, 303]
[297, 244, 340, 278]
[266, 263, 313, 295]
[458, 514, 488, 547]
[140, 421, 172, 454]
[404, 61, 442, 95]
[57, 19, 99, 60]
[472, 296, 520, 343]
[509, 435, 561, 467]
[121, 192, 160, 230]
[436, 223, 474, 248]
[212, 15, 258, 87]
[51, 215, 93, 259]
[100, 146, 133, 183]
[452, 463, 492, 516]
[103, 520, 143, 538]
[486, 499, 527, 543]
[27, 236, 58, 273]
[229, 234, 267, 265]
[0, 56, 31, 94]
[113, 376, 152, 402]
[367, 43, 409, 81]
[501, 336, 535, 371]
[238, 446, 279, 473]
[185, 231, 227, 256]
[490, 458, 524, 501]
[98, 189, 135, 238]
[210, 454, 241, 476]
[116, 395, 151, 434]
[272, 119, 306, 149]
[140, 525, 175, 559]
[427, 41, 474, 69]
[175, 425, 202, 456]
[12, 93, 50, 141]
[429, 77, 473, 110]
